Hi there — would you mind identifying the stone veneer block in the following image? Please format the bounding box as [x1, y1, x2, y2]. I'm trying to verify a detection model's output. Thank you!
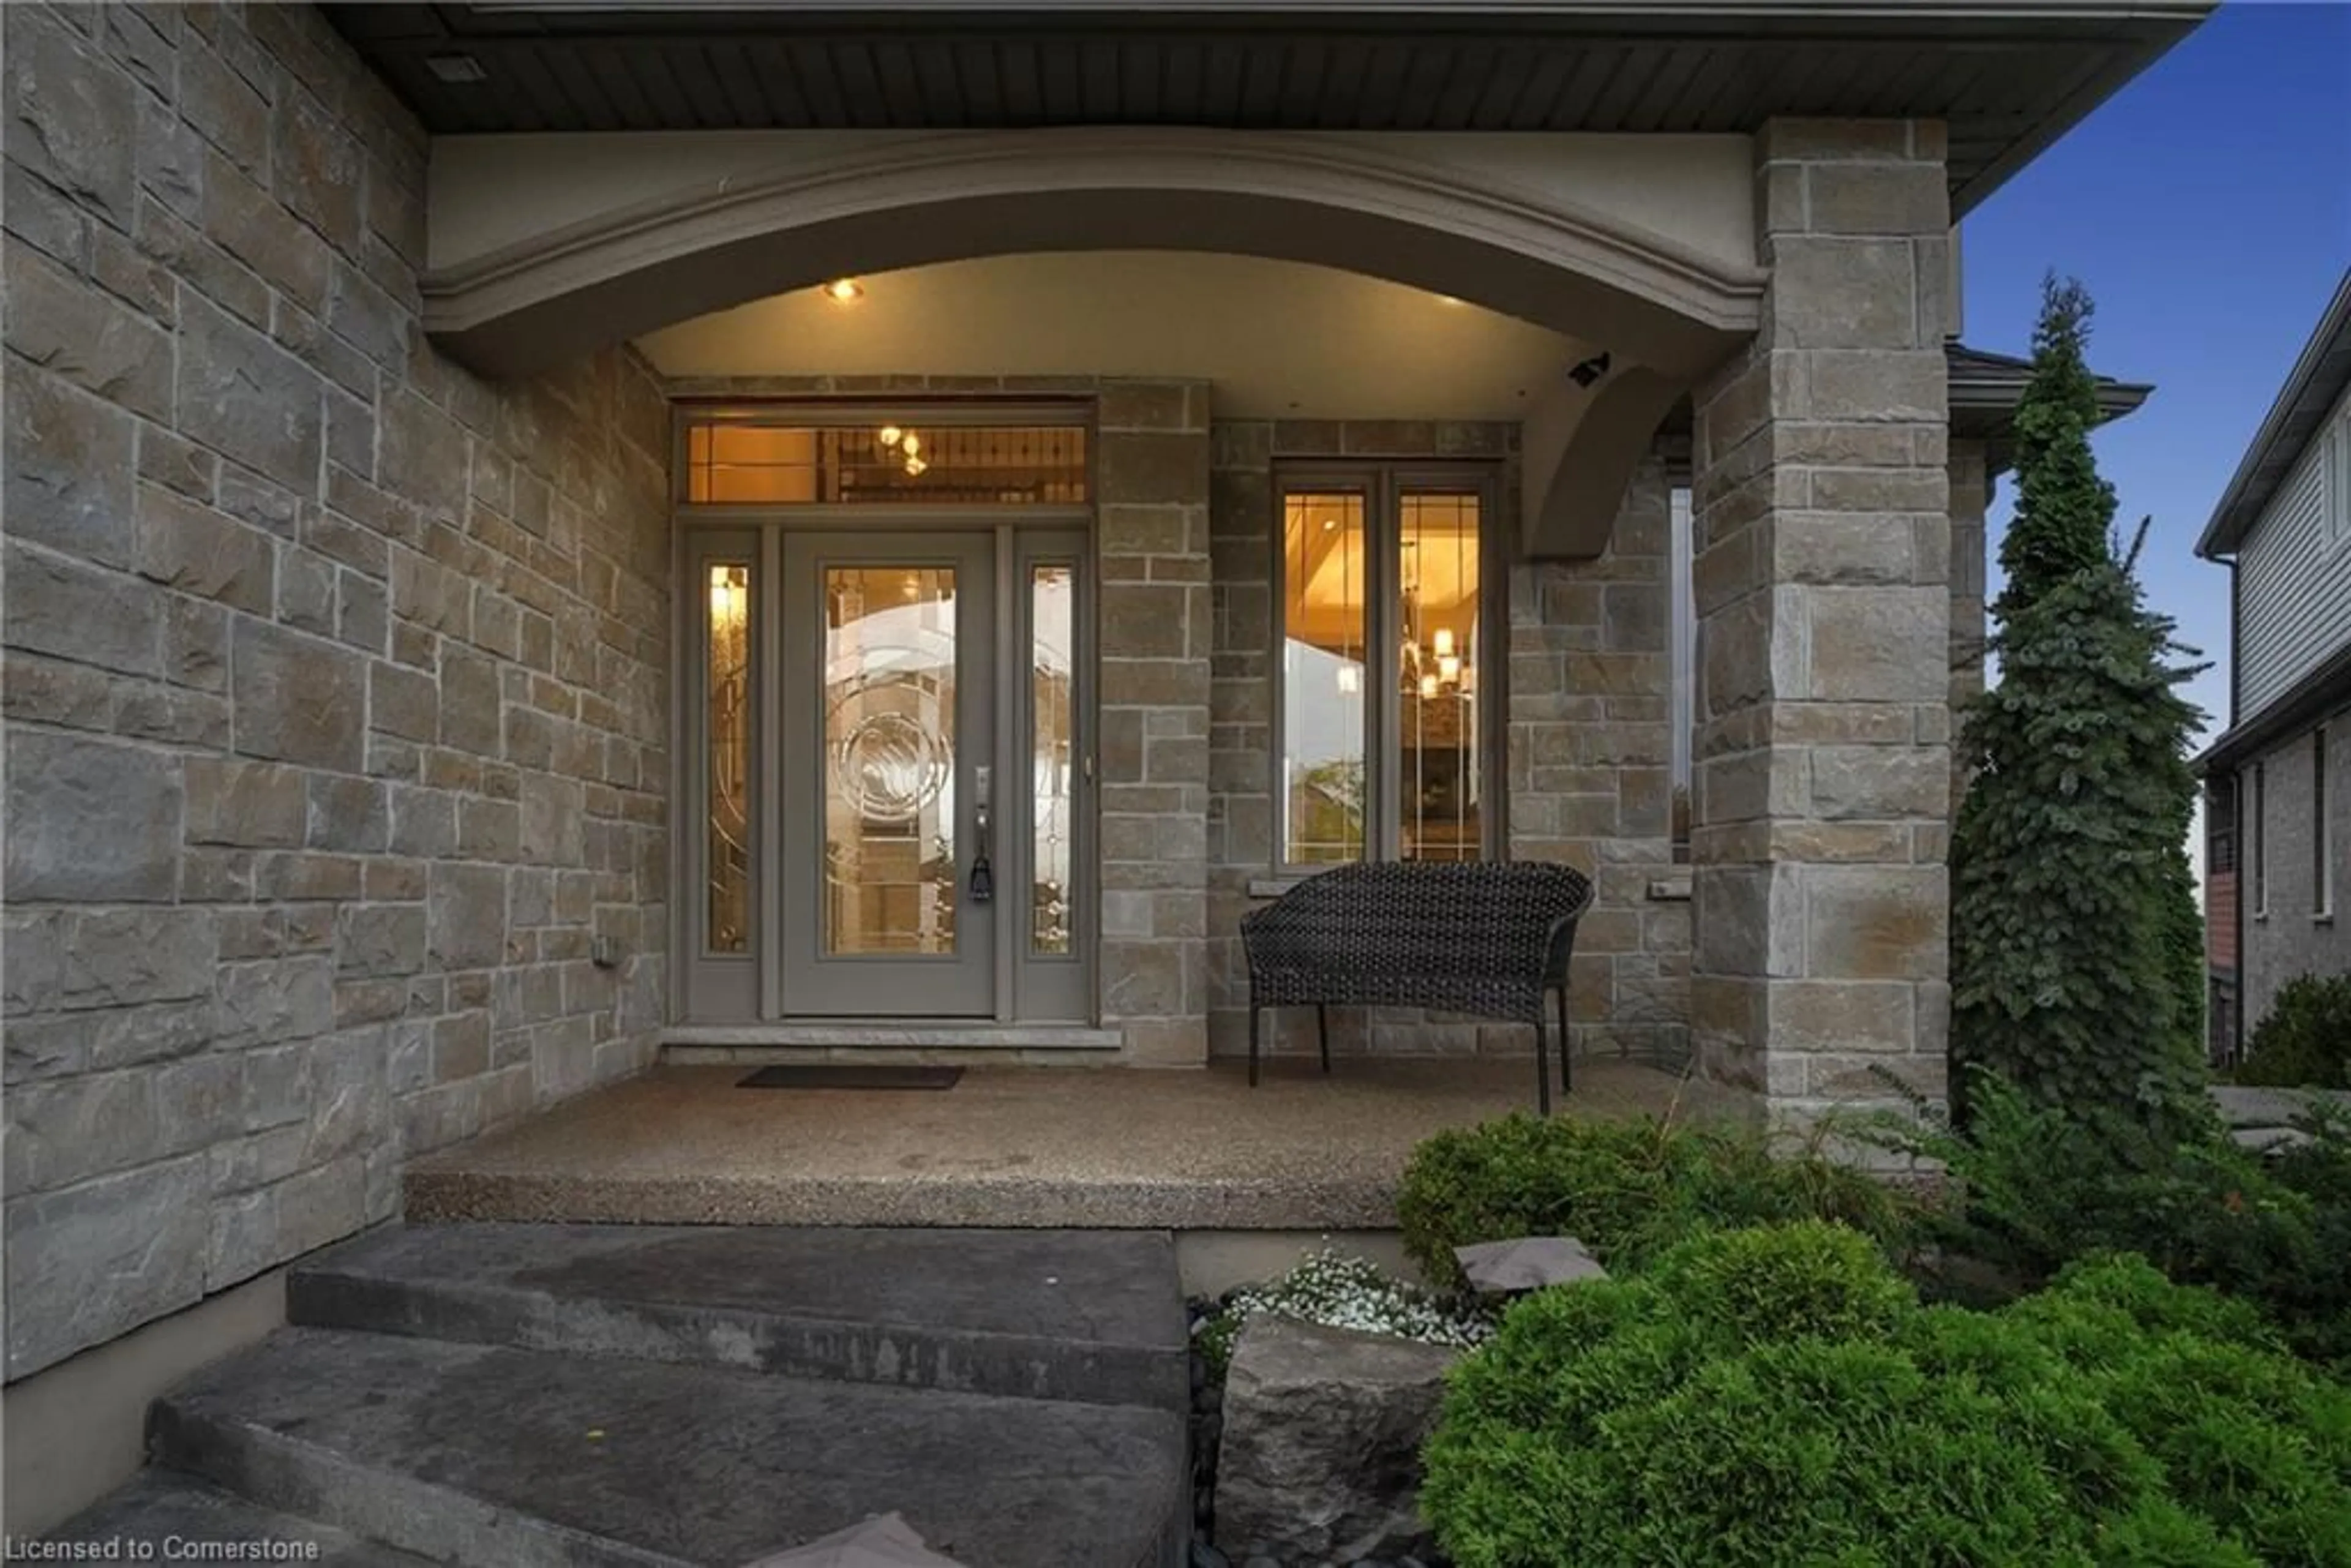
[1095, 381, 1214, 1065]
[1689, 116, 1954, 1125]
[1, 1, 671, 1379]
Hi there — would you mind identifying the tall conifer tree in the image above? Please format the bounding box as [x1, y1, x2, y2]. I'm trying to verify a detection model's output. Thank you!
[1949, 276, 2208, 1139]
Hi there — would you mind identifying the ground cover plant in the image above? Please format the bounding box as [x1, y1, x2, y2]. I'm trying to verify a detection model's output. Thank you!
[1422, 1221, 2351, 1567]
[1193, 1247, 1491, 1374]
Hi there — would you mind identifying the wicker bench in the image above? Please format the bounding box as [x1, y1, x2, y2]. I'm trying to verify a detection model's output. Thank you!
[1239, 861, 1596, 1114]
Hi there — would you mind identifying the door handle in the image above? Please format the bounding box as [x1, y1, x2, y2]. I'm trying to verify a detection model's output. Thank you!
[970, 765, 994, 904]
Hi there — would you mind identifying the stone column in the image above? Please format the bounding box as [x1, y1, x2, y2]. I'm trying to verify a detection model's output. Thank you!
[1689, 119, 1954, 1122]
[1096, 382, 1214, 1065]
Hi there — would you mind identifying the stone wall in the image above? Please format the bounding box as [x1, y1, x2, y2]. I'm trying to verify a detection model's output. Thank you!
[2, 1, 671, 1379]
[1688, 118, 1954, 1123]
[1095, 383, 1214, 1066]
[1509, 455, 1691, 1063]
[1204, 419, 1691, 1062]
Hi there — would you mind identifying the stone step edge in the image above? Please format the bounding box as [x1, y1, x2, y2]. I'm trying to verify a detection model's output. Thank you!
[149, 1389, 692, 1568]
[285, 1266, 1191, 1412]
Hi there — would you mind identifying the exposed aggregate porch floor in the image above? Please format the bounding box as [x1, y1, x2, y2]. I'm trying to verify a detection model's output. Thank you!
[407, 1057, 1718, 1229]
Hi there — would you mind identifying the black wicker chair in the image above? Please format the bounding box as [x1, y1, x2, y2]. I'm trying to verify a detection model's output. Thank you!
[1239, 861, 1596, 1114]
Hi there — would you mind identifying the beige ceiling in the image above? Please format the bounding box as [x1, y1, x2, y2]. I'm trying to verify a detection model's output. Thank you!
[634, 252, 1584, 421]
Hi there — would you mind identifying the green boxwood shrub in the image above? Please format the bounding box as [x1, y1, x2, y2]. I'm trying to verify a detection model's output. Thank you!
[1422, 1223, 2351, 1568]
[2236, 973, 2351, 1089]
[1397, 1112, 1916, 1291]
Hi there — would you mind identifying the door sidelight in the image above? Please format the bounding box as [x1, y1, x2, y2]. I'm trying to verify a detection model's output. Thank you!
[970, 764, 994, 904]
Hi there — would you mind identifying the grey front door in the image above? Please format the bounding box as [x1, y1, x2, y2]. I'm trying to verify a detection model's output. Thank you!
[779, 532, 997, 1016]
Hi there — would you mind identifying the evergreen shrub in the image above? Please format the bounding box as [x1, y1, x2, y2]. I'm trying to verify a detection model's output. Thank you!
[1396, 1112, 1916, 1292]
[1421, 1223, 2351, 1568]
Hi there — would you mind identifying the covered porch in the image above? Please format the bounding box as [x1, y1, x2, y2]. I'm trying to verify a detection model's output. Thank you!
[423, 108, 1971, 1128]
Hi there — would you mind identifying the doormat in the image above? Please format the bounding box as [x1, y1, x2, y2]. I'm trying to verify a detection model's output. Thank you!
[736, 1065, 965, 1091]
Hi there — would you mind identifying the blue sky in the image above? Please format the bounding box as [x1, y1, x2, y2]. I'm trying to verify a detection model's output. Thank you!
[1960, 0, 2351, 755]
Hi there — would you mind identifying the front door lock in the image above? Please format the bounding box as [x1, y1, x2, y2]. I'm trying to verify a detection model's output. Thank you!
[970, 763, 994, 904]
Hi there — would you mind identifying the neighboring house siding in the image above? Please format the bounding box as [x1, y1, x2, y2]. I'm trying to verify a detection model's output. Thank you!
[2237, 381, 2351, 721]
[2238, 704, 2351, 1038]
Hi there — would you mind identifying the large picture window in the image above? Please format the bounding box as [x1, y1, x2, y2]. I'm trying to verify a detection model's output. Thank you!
[1276, 464, 1498, 869]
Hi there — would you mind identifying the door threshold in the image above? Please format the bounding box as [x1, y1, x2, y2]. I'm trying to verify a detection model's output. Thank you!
[664, 1022, 1125, 1052]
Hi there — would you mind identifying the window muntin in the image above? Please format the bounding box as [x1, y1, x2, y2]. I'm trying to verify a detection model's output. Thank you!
[1275, 467, 1496, 869]
[684, 421, 1088, 506]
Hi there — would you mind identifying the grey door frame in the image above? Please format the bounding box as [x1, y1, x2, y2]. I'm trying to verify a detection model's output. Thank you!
[677, 527, 762, 1022]
[671, 510, 1097, 1024]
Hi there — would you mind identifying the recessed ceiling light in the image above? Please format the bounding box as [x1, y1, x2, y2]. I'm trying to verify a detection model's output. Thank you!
[822, 279, 864, 303]
[426, 54, 489, 84]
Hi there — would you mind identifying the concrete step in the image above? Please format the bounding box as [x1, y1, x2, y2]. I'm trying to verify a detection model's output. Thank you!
[50, 1469, 434, 1564]
[288, 1223, 1188, 1411]
[154, 1326, 1189, 1568]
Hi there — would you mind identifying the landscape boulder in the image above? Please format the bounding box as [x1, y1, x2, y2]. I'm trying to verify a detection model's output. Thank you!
[1454, 1235, 1607, 1293]
[1213, 1316, 1460, 1567]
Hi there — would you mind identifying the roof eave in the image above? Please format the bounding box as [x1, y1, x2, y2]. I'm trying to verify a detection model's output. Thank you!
[1944, 343, 2152, 467]
[2195, 640, 2351, 775]
[2195, 268, 2351, 561]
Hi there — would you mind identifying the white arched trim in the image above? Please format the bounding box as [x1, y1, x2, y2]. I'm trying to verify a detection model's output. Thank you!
[422, 129, 1764, 381]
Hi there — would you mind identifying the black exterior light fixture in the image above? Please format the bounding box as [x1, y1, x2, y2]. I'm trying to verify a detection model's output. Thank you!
[1567, 351, 1612, 389]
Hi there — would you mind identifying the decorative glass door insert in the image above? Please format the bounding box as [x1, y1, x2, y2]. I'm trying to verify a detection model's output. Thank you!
[780, 534, 997, 1016]
[822, 565, 961, 958]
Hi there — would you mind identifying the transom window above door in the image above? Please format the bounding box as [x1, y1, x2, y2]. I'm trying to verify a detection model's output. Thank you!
[1276, 463, 1499, 870]
[682, 415, 1089, 505]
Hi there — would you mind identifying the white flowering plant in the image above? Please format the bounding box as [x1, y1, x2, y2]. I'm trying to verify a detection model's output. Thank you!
[1194, 1247, 1494, 1373]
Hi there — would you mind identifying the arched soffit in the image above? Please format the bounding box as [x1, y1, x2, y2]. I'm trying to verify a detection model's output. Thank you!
[422, 129, 1766, 381]
[1522, 366, 1690, 560]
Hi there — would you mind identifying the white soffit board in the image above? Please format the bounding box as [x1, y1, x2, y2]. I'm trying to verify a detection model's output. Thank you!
[636, 251, 1585, 421]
